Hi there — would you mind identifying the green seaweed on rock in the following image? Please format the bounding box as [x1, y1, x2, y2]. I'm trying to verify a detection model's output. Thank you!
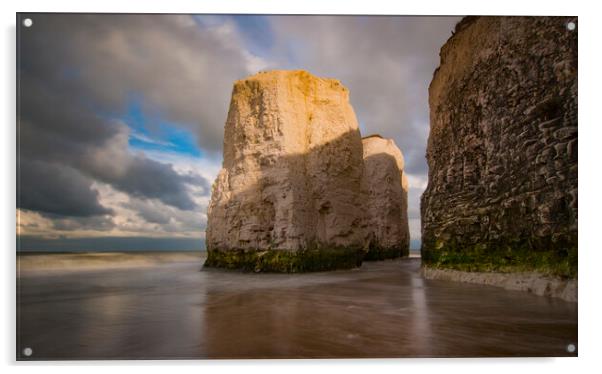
[363, 243, 409, 261]
[421, 234, 577, 278]
[204, 247, 365, 273]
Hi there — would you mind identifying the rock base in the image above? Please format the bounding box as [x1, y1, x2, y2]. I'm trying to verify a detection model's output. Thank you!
[363, 245, 408, 261]
[204, 248, 364, 273]
[421, 266, 577, 302]
[421, 236, 577, 279]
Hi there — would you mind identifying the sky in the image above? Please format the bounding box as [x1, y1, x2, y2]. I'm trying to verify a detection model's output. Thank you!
[17, 14, 460, 251]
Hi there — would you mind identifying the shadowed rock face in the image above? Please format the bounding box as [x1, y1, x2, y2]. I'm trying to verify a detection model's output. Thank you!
[205, 70, 367, 272]
[421, 17, 577, 277]
[362, 135, 410, 260]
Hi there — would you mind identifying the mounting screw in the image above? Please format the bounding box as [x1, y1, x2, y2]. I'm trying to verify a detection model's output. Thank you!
[22, 18, 33, 28]
[567, 22, 576, 31]
[22, 347, 33, 357]
[567, 343, 576, 353]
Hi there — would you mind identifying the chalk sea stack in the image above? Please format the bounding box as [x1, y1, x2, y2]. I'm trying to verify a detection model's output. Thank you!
[421, 17, 577, 278]
[362, 135, 410, 260]
[205, 70, 367, 272]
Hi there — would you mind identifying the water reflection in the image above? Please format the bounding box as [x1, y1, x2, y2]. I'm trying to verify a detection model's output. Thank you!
[409, 275, 433, 356]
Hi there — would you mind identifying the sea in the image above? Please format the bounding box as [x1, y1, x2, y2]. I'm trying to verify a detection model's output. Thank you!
[16, 251, 577, 359]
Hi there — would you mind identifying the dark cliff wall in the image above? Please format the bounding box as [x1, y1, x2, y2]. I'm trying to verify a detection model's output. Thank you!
[421, 17, 577, 277]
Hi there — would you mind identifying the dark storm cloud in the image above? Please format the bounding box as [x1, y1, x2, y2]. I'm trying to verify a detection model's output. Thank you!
[18, 160, 111, 217]
[19, 13, 254, 152]
[18, 75, 202, 212]
[111, 157, 197, 210]
[18, 14, 232, 221]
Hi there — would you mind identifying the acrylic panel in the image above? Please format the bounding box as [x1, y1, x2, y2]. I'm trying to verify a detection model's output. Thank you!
[16, 13, 578, 360]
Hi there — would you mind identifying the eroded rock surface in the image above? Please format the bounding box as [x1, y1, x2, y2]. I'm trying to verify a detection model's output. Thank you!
[421, 17, 577, 278]
[205, 70, 366, 271]
[362, 135, 410, 260]
[422, 267, 577, 302]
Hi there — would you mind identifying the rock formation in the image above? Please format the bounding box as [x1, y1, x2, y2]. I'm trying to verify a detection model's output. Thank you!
[361, 135, 410, 260]
[421, 17, 577, 278]
[205, 70, 367, 272]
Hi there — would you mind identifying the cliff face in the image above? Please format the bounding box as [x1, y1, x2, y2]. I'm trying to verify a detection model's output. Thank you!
[421, 17, 577, 277]
[362, 135, 410, 260]
[205, 70, 367, 271]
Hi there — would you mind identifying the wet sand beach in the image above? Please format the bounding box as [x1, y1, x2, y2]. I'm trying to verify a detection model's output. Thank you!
[17, 253, 577, 360]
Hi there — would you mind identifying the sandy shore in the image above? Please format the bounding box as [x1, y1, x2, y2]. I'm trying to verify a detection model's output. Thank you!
[17, 251, 205, 275]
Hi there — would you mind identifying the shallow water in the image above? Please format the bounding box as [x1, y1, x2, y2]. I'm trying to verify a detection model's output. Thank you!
[17, 253, 577, 359]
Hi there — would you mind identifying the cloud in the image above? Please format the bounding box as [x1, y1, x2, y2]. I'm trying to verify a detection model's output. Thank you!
[19, 103, 205, 212]
[18, 160, 111, 217]
[409, 218, 422, 242]
[140, 149, 222, 185]
[129, 130, 175, 148]
[20, 13, 262, 152]
[17, 178, 208, 240]
[123, 197, 206, 230]
[104, 153, 199, 211]
[50, 215, 116, 232]
[95, 183, 208, 237]
[405, 173, 428, 191]
[18, 14, 240, 237]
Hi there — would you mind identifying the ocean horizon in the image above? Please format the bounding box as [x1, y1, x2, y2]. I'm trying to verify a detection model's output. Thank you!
[16, 236, 423, 253]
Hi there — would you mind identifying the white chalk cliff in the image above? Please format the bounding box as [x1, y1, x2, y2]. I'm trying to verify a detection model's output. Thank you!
[362, 135, 410, 259]
[205, 70, 409, 271]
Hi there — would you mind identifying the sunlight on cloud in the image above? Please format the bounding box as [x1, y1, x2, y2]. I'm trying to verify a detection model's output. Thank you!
[405, 173, 428, 191]
[129, 130, 176, 148]
[409, 218, 422, 241]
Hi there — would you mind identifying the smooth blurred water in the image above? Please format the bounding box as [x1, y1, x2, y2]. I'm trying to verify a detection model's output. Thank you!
[17, 254, 577, 359]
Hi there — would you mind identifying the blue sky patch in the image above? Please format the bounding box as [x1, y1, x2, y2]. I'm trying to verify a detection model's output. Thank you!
[123, 96, 202, 158]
